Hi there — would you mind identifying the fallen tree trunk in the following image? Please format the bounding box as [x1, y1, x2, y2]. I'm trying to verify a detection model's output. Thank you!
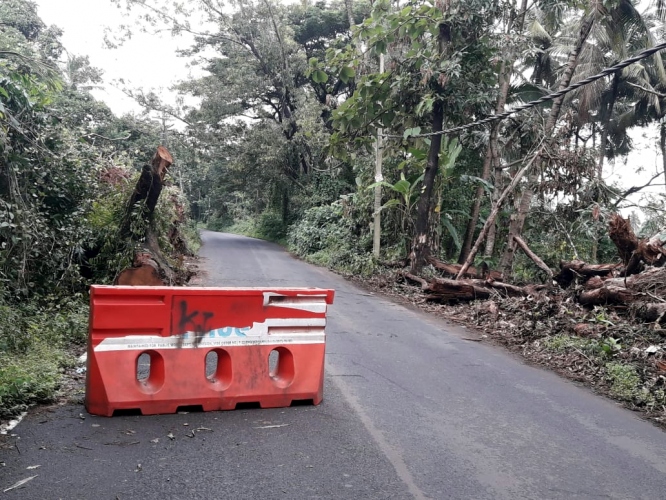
[609, 213, 666, 276]
[554, 260, 621, 288]
[513, 235, 553, 278]
[578, 285, 638, 306]
[402, 271, 535, 302]
[427, 257, 502, 280]
[426, 278, 492, 302]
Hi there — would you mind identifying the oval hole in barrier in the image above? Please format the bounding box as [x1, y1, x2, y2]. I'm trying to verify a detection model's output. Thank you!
[136, 353, 150, 381]
[268, 347, 295, 388]
[136, 351, 165, 394]
[206, 349, 232, 390]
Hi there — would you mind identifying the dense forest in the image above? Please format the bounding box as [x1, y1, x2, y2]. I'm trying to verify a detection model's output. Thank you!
[102, 0, 666, 274]
[3, 0, 666, 419]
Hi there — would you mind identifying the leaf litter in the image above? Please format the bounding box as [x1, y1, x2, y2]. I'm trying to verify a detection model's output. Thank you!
[350, 268, 666, 428]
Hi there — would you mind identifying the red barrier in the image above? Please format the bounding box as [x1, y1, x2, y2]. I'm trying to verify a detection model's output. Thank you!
[85, 286, 334, 416]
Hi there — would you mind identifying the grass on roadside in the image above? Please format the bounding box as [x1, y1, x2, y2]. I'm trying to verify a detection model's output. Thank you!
[0, 300, 88, 419]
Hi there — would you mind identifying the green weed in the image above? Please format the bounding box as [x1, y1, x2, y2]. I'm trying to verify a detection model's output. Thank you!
[605, 362, 645, 402]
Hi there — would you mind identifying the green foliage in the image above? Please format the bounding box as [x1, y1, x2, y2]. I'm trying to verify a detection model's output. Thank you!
[0, 295, 88, 418]
[223, 218, 259, 238]
[256, 211, 288, 242]
[605, 362, 644, 402]
[0, 303, 28, 353]
[288, 204, 375, 276]
[0, 2, 200, 418]
[0, 344, 64, 419]
[542, 334, 598, 353]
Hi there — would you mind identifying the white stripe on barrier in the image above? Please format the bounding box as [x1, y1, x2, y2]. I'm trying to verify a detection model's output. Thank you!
[94, 318, 327, 352]
[262, 292, 328, 313]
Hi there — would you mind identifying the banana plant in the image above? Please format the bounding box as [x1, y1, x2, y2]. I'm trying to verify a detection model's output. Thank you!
[368, 170, 424, 243]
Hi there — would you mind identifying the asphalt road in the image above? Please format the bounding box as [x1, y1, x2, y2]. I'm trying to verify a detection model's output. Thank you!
[2, 230, 666, 499]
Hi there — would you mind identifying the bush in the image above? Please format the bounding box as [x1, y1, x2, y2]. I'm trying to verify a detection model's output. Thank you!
[288, 205, 352, 255]
[256, 211, 287, 242]
[288, 204, 376, 276]
[0, 304, 29, 353]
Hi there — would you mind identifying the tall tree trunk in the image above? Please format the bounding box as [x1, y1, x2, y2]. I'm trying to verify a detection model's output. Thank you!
[410, 22, 450, 273]
[484, 134, 505, 257]
[591, 72, 620, 263]
[344, 0, 354, 28]
[410, 100, 445, 272]
[597, 72, 620, 180]
[661, 122, 666, 191]
[499, 14, 595, 275]
[459, 0, 527, 263]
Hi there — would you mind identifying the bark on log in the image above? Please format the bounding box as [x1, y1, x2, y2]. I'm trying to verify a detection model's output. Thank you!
[403, 271, 533, 302]
[578, 285, 638, 306]
[630, 302, 666, 323]
[513, 235, 553, 278]
[120, 146, 173, 240]
[116, 146, 175, 286]
[554, 260, 621, 288]
[426, 278, 492, 302]
[427, 257, 502, 280]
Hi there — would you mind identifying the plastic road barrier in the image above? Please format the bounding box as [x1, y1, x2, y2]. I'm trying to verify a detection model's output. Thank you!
[85, 286, 335, 416]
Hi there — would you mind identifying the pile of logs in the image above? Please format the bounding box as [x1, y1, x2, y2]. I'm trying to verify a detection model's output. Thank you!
[404, 213, 666, 323]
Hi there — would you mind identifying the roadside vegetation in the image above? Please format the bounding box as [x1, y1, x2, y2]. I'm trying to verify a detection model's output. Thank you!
[0, 1, 198, 418]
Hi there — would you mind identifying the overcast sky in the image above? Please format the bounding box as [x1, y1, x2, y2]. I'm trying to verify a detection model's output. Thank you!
[35, 0, 196, 116]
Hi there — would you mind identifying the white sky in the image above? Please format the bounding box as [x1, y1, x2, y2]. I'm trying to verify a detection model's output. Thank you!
[33, 0, 665, 219]
[35, 0, 196, 116]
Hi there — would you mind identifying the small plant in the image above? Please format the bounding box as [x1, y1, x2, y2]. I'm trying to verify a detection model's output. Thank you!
[598, 337, 621, 356]
[542, 334, 597, 352]
[605, 362, 643, 402]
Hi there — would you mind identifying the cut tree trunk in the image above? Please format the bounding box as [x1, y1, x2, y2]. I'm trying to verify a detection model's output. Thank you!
[120, 146, 173, 240]
[554, 260, 621, 288]
[609, 213, 638, 265]
[116, 253, 164, 286]
[116, 146, 175, 286]
[609, 213, 666, 276]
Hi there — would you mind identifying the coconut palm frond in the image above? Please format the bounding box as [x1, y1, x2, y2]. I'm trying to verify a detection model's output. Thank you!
[528, 20, 552, 45]
[507, 82, 547, 105]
